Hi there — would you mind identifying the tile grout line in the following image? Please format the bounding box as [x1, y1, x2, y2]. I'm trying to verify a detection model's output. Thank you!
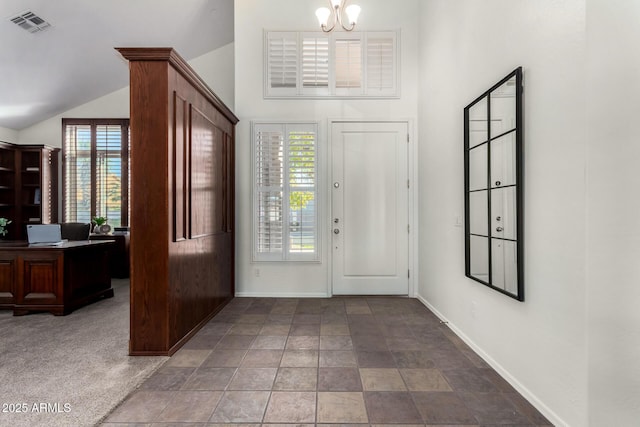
[105, 296, 550, 426]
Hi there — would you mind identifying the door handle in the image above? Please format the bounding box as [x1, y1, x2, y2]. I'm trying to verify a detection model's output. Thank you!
[334, 218, 339, 224]
[496, 226, 503, 232]
[334, 229, 340, 234]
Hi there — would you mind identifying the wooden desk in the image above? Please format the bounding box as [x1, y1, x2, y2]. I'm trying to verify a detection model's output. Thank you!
[89, 233, 130, 278]
[0, 240, 114, 316]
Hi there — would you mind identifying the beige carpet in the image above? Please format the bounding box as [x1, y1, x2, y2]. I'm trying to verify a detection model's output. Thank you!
[0, 279, 167, 427]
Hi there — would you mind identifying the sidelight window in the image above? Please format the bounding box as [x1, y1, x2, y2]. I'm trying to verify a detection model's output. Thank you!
[252, 122, 318, 261]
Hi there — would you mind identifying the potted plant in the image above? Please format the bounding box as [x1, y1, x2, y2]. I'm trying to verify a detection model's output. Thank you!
[92, 216, 110, 234]
[0, 217, 11, 237]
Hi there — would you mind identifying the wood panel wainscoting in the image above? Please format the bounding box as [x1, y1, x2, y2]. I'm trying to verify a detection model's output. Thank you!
[117, 47, 238, 356]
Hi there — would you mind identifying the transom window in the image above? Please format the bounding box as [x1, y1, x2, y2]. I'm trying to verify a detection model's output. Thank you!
[265, 31, 398, 98]
[252, 122, 319, 262]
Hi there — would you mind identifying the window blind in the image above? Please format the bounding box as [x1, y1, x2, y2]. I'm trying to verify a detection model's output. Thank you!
[64, 124, 92, 224]
[96, 125, 124, 227]
[366, 34, 396, 93]
[63, 119, 129, 227]
[335, 38, 362, 90]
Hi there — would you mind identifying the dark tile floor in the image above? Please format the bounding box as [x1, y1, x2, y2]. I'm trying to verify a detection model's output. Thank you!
[102, 296, 553, 426]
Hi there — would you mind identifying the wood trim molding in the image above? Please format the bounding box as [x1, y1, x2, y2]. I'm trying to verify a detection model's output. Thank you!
[116, 47, 239, 125]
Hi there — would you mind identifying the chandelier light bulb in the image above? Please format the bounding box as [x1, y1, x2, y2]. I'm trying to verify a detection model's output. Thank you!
[316, 7, 331, 28]
[316, 0, 361, 32]
[345, 4, 361, 25]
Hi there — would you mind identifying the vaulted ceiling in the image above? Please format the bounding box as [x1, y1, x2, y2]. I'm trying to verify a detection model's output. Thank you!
[0, 0, 234, 130]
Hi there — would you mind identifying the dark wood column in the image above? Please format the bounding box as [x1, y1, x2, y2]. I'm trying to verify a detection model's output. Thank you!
[117, 47, 238, 356]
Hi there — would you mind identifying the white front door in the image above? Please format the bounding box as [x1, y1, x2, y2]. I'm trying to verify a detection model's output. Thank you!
[331, 121, 409, 295]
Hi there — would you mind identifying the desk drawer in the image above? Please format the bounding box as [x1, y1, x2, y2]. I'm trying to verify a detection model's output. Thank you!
[17, 252, 64, 306]
[0, 255, 17, 307]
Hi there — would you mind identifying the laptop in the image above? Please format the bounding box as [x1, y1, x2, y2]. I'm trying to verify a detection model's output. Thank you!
[26, 224, 66, 246]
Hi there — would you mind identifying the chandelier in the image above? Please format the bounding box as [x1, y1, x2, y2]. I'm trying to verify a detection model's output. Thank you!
[315, 0, 361, 32]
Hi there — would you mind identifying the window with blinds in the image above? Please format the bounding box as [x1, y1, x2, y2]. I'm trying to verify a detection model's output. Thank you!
[253, 122, 318, 261]
[63, 119, 129, 227]
[264, 30, 398, 98]
[366, 35, 396, 93]
[302, 35, 330, 95]
[266, 32, 299, 96]
[335, 37, 362, 94]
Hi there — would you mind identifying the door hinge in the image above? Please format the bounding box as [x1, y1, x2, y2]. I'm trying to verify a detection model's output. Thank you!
[407, 133, 410, 143]
[407, 179, 410, 189]
[407, 224, 410, 233]
[408, 269, 410, 278]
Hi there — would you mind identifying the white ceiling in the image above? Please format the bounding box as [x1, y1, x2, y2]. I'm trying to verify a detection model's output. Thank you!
[0, 0, 234, 130]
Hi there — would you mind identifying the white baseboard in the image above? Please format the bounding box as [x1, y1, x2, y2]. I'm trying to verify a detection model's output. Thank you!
[415, 294, 568, 427]
[234, 291, 329, 298]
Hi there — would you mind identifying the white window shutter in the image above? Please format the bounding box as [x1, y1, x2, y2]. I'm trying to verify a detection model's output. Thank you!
[301, 34, 330, 95]
[253, 122, 319, 261]
[334, 35, 363, 95]
[257, 190, 284, 254]
[266, 32, 299, 96]
[255, 126, 284, 256]
[264, 30, 398, 99]
[366, 32, 397, 95]
[287, 125, 317, 256]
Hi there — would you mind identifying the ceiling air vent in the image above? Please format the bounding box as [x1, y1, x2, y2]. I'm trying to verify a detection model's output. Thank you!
[9, 10, 51, 33]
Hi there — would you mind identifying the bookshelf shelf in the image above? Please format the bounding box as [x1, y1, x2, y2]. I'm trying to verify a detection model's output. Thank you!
[0, 142, 59, 240]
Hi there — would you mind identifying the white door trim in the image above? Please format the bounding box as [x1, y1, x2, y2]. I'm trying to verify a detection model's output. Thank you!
[326, 118, 418, 298]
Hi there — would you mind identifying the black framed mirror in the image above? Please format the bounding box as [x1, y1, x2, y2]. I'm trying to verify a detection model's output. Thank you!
[464, 67, 524, 301]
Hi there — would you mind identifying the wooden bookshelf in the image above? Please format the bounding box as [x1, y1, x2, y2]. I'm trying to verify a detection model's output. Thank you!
[0, 142, 16, 238]
[0, 142, 59, 240]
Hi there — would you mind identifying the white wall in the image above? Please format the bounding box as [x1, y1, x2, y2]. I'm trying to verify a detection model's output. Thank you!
[188, 42, 235, 111]
[234, 0, 420, 296]
[586, 0, 640, 425]
[417, 1, 587, 426]
[18, 88, 130, 147]
[18, 43, 236, 147]
[0, 126, 19, 143]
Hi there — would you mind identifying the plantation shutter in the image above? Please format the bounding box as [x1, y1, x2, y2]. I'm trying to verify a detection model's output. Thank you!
[287, 125, 317, 255]
[334, 35, 363, 95]
[255, 125, 284, 256]
[302, 34, 330, 95]
[64, 124, 92, 224]
[266, 32, 299, 96]
[366, 33, 396, 95]
[253, 122, 318, 261]
[264, 31, 398, 98]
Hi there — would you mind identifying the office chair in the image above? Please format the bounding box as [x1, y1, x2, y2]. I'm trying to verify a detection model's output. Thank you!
[60, 222, 91, 241]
